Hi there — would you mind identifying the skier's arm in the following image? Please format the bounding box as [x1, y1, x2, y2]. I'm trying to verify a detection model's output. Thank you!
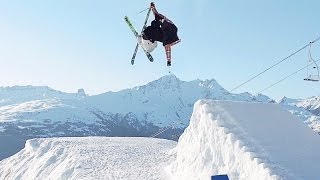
[150, 2, 159, 15]
[150, 2, 165, 20]
[150, 2, 174, 25]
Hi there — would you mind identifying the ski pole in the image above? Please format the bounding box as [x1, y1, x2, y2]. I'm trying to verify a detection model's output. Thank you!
[138, 8, 149, 14]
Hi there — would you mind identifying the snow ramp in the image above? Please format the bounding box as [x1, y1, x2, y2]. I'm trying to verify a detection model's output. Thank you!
[0, 137, 176, 180]
[168, 100, 320, 180]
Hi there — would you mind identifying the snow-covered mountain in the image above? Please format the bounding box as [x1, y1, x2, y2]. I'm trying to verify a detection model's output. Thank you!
[0, 75, 273, 137]
[295, 96, 320, 115]
[0, 74, 318, 161]
[0, 85, 86, 106]
[88, 75, 272, 128]
[279, 96, 320, 132]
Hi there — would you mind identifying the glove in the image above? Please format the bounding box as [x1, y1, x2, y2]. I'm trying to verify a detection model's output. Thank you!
[150, 2, 155, 8]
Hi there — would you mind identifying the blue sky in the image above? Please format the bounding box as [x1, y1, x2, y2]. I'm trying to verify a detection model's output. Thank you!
[0, 0, 319, 100]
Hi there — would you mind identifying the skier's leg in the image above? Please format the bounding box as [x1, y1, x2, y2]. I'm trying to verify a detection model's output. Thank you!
[162, 21, 179, 47]
[169, 39, 181, 47]
[165, 45, 171, 66]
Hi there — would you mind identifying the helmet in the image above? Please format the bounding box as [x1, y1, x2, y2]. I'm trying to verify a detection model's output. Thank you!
[140, 38, 157, 53]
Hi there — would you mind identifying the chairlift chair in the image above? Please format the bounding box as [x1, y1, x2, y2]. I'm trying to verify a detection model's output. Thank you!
[304, 43, 320, 82]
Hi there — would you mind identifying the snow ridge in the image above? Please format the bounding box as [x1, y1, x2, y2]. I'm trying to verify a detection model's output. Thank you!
[169, 100, 320, 180]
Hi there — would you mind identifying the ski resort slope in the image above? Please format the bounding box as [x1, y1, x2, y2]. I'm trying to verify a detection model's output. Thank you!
[169, 100, 320, 180]
[0, 137, 177, 180]
[1, 100, 320, 180]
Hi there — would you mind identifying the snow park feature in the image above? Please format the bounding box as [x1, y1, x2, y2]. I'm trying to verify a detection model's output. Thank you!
[1, 100, 320, 179]
[0, 137, 177, 180]
[1, 1, 320, 179]
[168, 100, 320, 180]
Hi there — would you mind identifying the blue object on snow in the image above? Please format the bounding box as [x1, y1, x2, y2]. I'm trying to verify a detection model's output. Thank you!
[211, 174, 229, 180]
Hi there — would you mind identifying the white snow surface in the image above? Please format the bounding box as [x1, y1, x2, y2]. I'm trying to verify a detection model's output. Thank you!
[169, 100, 320, 180]
[0, 137, 177, 180]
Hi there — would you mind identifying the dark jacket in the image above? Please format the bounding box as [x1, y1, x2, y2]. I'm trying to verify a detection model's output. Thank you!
[143, 19, 179, 46]
[142, 20, 163, 43]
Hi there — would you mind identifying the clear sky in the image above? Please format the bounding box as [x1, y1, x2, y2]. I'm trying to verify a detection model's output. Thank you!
[0, 0, 319, 100]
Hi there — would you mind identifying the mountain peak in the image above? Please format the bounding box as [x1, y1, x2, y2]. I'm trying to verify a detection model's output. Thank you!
[199, 78, 223, 89]
[140, 74, 182, 91]
[278, 96, 300, 105]
[157, 74, 180, 83]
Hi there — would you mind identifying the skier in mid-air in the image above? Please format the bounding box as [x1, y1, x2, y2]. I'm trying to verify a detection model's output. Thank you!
[140, 2, 180, 66]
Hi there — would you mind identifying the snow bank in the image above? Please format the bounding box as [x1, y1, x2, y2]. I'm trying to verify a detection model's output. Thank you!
[0, 137, 176, 180]
[168, 100, 320, 180]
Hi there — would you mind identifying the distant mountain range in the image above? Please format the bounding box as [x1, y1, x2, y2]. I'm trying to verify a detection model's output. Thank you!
[279, 96, 320, 132]
[0, 74, 319, 160]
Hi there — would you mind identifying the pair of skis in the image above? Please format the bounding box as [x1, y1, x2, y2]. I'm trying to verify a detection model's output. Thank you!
[124, 8, 154, 65]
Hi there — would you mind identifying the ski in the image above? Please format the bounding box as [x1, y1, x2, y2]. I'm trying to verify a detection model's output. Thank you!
[135, 6, 153, 63]
[124, 9, 154, 64]
[124, 16, 154, 64]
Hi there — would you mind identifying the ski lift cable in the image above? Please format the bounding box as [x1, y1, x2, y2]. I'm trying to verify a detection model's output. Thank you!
[138, 8, 149, 14]
[150, 121, 180, 138]
[230, 36, 320, 93]
[150, 120, 184, 138]
[257, 58, 320, 94]
[151, 127, 171, 138]
[308, 43, 320, 77]
[305, 43, 320, 81]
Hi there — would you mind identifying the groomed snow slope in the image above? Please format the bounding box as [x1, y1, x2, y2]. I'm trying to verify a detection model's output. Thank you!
[0, 137, 177, 180]
[168, 100, 320, 180]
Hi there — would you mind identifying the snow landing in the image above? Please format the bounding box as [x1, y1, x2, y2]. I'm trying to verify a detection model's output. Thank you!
[0, 137, 176, 180]
[168, 100, 320, 180]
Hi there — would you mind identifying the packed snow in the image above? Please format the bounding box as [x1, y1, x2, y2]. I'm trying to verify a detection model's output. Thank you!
[0, 137, 176, 180]
[169, 100, 320, 180]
